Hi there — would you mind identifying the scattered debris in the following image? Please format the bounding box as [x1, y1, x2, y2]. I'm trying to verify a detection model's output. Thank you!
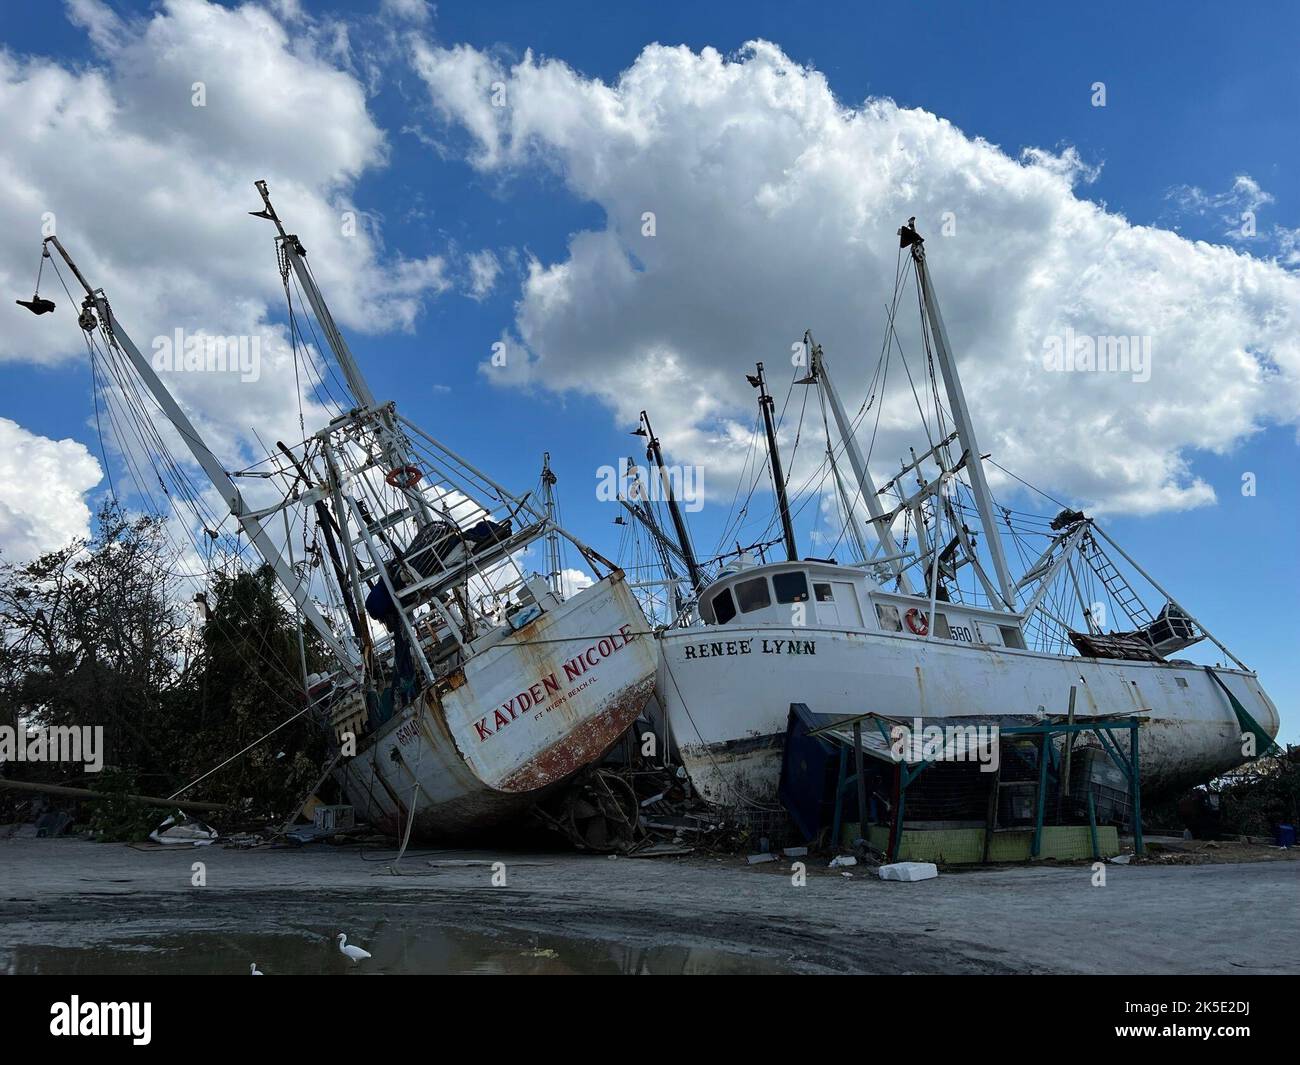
[1109, 853, 1132, 865]
[878, 861, 939, 882]
[312, 804, 356, 833]
[34, 810, 73, 838]
[626, 844, 693, 859]
[148, 812, 218, 846]
[828, 855, 857, 869]
[747, 853, 777, 865]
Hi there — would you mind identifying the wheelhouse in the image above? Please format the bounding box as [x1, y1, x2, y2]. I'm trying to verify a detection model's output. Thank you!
[697, 559, 1028, 649]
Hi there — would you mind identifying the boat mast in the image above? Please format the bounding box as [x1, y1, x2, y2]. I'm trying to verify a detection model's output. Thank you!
[749, 362, 798, 562]
[540, 451, 562, 597]
[901, 220, 1017, 611]
[637, 410, 704, 595]
[38, 235, 362, 676]
[251, 181, 426, 525]
[806, 333, 914, 593]
[620, 458, 686, 614]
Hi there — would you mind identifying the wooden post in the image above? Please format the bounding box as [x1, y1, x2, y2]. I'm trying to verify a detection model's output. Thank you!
[0, 779, 232, 812]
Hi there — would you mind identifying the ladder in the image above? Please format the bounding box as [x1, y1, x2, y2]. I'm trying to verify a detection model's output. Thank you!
[1084, 539, 1153, 628]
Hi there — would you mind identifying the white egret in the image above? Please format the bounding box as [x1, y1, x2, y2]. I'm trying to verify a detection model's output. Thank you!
[337, 933, 372, 963]
[250, 963, 263, 975]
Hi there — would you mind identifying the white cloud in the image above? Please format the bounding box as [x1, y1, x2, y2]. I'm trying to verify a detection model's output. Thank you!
[466, 248, 501, 299]
[558, 567, 593, 597]
[1166, 173, 1279, 244]
[413, 40, 1300, 516]
[381, 0, 434, 24]
[0, 419, 102, 563]
[0, 0, 450, 477]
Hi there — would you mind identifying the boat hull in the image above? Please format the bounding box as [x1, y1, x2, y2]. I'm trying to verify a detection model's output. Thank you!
[659, 625, 1279, 809]
[339, 572, 657, 838]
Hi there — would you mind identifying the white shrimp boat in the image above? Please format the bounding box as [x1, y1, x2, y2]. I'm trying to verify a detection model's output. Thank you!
[654, 220, 1280, 809]
[29, 182, 657, 838]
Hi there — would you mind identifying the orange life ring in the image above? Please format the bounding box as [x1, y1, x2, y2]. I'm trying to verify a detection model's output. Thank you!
[904, 607, 929, 636]
[385, 465, 423, 490]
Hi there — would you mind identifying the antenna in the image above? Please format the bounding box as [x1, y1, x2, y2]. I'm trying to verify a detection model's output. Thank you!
[748, 361, 797, 562]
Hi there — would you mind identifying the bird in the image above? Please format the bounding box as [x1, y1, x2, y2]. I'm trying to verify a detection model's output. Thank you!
[337, 933, 372, 964]
[250, 963, 263, 975]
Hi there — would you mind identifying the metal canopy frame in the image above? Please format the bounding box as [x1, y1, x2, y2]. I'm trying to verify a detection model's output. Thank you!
[811, 707, 1147, 863]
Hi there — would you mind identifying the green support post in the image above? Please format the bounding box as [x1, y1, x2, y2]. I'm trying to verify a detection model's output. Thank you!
[1087, 790, 1100, 860]
[853, 721, 868, 847]
[1130, 721, 1143, 856]
[1031, 729, 1049, 857]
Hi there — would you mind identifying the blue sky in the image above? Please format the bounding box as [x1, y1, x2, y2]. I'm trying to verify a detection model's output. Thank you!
[1, 0, 1297, 739]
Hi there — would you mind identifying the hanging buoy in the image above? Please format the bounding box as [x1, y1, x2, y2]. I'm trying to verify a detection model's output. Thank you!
[385, 465, 422, 490]
[905, 607, 929, 636]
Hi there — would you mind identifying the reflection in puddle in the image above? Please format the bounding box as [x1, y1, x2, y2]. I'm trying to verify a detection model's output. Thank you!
[4, 922, 791, 975]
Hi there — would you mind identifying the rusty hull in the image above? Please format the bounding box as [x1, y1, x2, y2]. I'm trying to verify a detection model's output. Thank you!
[335, 572, 657, 840]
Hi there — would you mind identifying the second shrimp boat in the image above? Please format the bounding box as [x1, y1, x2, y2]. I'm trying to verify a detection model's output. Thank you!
[655, 220, 1280, 810]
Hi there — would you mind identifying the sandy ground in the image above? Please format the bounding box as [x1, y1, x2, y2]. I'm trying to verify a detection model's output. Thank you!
[0, 838, 1296, 974]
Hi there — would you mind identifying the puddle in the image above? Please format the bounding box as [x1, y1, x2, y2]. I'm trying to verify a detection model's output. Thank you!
[1, 922, 791, 975]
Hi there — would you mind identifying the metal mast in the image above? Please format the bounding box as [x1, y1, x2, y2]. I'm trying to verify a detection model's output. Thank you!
[540, 451, 562, 597]
[901, 219, 1017, 610]
[749, 362, 798, 562]
[806, 333, 914, 593]
[37, 235, 361, 675]
[637, 410, 704, 595]
[250, 181, 426, 526]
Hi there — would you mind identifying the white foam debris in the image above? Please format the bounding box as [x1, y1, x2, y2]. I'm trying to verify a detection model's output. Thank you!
[877, 861, 938, 882]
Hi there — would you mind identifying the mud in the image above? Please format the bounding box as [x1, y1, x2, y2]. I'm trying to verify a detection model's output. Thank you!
[0, 839, 1295, 974]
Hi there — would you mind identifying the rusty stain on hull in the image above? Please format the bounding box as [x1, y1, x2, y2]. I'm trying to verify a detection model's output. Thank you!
[335, 573, 657, 840]
[499, 675, 655, 792]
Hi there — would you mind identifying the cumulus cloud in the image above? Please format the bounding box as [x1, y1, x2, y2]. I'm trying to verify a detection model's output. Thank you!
[412, 39, 1300, 517]
[558, 567, 594, 597]
[0, 0, 454, 558]
[0, 419, 103, 563]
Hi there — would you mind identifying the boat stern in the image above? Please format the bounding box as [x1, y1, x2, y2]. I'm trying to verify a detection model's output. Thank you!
[440, 572, 658, 794]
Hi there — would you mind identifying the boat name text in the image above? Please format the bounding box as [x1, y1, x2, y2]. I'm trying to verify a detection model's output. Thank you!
[473, 625, 639, 742]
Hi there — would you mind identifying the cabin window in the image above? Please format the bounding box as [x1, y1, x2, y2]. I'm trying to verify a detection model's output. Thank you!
[933, 613, 953, 640]
[814, 583, 834, 603]
[773, 572, 809, 604]
[999, 626, 1027, 650]
[1175, 676, 1188, 688]
[875, 604, 902, 632]
[735, 577, 771, 613]
[711, 588, 737, 625]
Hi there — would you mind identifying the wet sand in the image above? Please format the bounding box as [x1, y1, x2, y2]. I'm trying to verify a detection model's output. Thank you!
[1, 838, 1295, 974]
